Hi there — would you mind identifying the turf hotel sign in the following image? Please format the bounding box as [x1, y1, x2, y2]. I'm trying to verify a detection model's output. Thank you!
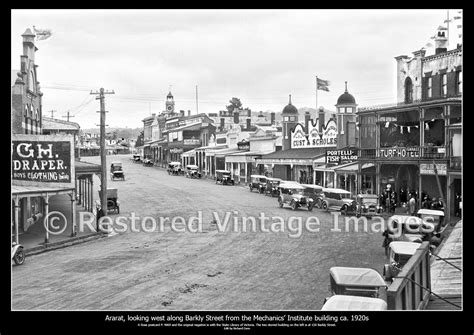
[379, 147, 420, 159]
[12, 134, 75, 187]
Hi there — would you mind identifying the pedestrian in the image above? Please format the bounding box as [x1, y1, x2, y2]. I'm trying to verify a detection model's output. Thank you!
[422, 195, 431, 209]
[455, 193, 461, 217]
[409, 195, 416, 216]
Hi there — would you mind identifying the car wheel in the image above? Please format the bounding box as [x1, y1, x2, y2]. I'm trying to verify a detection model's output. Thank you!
[117, 206, 120, 214]
[315, 199, 321, 209]
[342, 205, 348, 216]
[13, 249, 25, 265]
[278, 198, 283, 208]
[322, 202, 328, 210]
[291, 200, 298, 211]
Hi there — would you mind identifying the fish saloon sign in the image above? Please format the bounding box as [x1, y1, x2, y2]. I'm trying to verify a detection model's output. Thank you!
[12, 134, 75, 187]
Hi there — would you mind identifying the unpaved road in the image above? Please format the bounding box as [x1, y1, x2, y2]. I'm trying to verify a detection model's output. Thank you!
[12, 155, 386, 310]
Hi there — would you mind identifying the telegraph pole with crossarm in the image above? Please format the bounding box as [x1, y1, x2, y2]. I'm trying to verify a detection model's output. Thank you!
[90, 87, 115, 227]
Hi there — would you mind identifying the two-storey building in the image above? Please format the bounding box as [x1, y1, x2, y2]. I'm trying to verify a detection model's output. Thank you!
[357, 27, 462, 222]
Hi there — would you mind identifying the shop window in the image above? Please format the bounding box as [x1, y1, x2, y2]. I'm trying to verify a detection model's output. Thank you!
[404, 77, 413, 103]
[441, 73, 447, 96]
[359, 115, 376, 148]
[427, 77, 432, 98]
[457, 70, 462, 94]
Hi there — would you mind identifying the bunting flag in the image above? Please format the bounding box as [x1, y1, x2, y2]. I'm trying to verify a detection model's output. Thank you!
[425, 122, 430, 130]
[400, 126, 404, 134]
[33, 26, 52, 41]
[316, 78, 330, 92]
[385, 121, 390, 128]
[453, 16, 462, 20]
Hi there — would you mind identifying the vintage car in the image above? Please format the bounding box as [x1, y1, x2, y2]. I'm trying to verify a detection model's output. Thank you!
[355, 194, 382, 217]
[249, 175, 268, 193]
[278, 182, 314, 211]
[132, 154, 141, 163]
[320, 188, 354, 213]
[327, 266, 387, 300]
[321, 295, 387, 311]
[110, 162, 125, 181]
[215, 170, 234, 185]
[264, 177, 283, 197]
[302, 184, 324, 204]
[167, 162, 183, 175]
[96, 188, 120, 214]
[384, 212, 438, 245]
[417, 209, 445, 233]
[383, 241, 420, 281]
[185, 164, 202, 179]
[142, 157, 153, 166]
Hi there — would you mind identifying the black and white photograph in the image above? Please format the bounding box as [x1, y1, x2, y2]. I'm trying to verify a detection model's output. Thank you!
[9, 8, 464, 332]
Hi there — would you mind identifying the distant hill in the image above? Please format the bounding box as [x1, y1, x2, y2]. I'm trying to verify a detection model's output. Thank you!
[81, 127, 141, 140]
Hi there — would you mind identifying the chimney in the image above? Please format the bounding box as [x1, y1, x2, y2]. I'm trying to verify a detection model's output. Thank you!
[270, 112, 275, 125]
[305, 111, 310, 132]
[246, 118, 251, 130]
[22, 28, 37, 62]
[435, 28, 448, 55]
[188, 110, 191, 116]
[247, 109, 251, 117]
[220, 117, 225, 131]
[318, 107, 325, 133]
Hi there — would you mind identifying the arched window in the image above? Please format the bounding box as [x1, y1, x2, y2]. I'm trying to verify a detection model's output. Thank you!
[404, 77, 413, 103]
[24, 105, 29, 134]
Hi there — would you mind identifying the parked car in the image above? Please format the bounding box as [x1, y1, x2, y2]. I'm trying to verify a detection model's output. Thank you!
[327, 266, 387, 300]
[110, 161, 125, 181]
[320, 188, 354, 213]
[215, 170, 234, 185]
[185, 164, 202, 179]
[278, 182, 314, 211]
[264, 177, 283, 197]
[385, 213, 437, 245]
[302, 184, 324, 205]
[382, 241, 420, 281]
[321, 295, 387, 311]
[167, 162, 183, 175]
[416, 209, 445, 233]
[131, 154, 141, 163]
[249, 175, 268, 193]
[97, 188, 120, 214]
[355, 194, 382, 217]
[142, 157, 153, 166]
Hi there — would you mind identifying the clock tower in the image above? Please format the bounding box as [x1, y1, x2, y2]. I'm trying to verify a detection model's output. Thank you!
[165, 91, 175, 115]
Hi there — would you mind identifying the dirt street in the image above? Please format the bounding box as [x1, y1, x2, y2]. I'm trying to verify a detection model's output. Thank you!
[12, 155, 386, 310]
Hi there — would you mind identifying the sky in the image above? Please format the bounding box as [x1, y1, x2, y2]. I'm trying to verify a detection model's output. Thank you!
[11, 9, 462, 129]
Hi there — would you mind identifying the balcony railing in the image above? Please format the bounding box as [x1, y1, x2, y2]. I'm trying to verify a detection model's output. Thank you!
[359, 146, 447, 160]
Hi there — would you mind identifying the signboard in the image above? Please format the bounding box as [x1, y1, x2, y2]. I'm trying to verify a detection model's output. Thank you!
[420, 163, 447, 175]
[291, 119, 338, 149]
[183, 139, 201, 145]
[379, 147, 420, 159]
[326, 149, 358, 164]
[170, 148, 183, 154]
[237, 140, 250, 151]
[12, 134, 75, 187]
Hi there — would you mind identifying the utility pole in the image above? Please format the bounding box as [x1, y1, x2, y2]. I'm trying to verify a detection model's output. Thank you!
[49, 110, 56, 118]
[90, 87, 115, 226]
[196, 85, 199, 114]
[62, 111, 75, 122]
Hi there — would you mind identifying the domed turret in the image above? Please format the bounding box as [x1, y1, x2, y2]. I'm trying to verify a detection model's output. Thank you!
[282, 94, 298, 115]
[337, 82, 356, 105]
[281, 94, 299, 150]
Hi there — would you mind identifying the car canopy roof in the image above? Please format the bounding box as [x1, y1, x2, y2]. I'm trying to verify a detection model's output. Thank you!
[267, 177, 282, 181]
[169, 161, 181, 165]
[279, 181, 304, 189]
[321, 295, 387, 311]
[111, 162, 122, 165]
[417, 209, 445, 217]
[250, 174, 267, 179]
[329, 267, 386, 287]
[186, 165, 199, 169]
[216, 169, 231, 173]
[323, 188, 351, 194]
[389, 241, 421, 256]
[302, 184, 323, 190]
[357, 194, 378, 199]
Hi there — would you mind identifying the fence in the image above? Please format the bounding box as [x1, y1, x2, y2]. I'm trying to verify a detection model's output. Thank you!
[387, 241, 431, 310]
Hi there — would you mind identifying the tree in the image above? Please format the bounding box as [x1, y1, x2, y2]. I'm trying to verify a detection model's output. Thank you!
[226, 97, 243, 113]
[135, 130, 144, 147]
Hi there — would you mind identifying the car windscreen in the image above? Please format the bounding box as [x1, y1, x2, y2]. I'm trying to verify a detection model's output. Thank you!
[292, 189, 304, 195]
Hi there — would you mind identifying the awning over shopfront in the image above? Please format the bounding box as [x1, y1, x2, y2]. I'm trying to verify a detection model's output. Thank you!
[225, 150, 274, 163]
[182, 149, 196, 157]
[12, 185, 75, 197]
[195, 144, 227, 152]
[75, 160, 102, 175]
[257, 147, 327, 165]
[333, 161, 359, 172]
[214, 147, 242, 158]
[150, 139, 166, 148]
[361, 163, 375, 170]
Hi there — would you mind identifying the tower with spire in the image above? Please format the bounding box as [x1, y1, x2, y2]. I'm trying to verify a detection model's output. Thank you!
[281, 94, 299, 150]
[335, 81, 357, 149]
